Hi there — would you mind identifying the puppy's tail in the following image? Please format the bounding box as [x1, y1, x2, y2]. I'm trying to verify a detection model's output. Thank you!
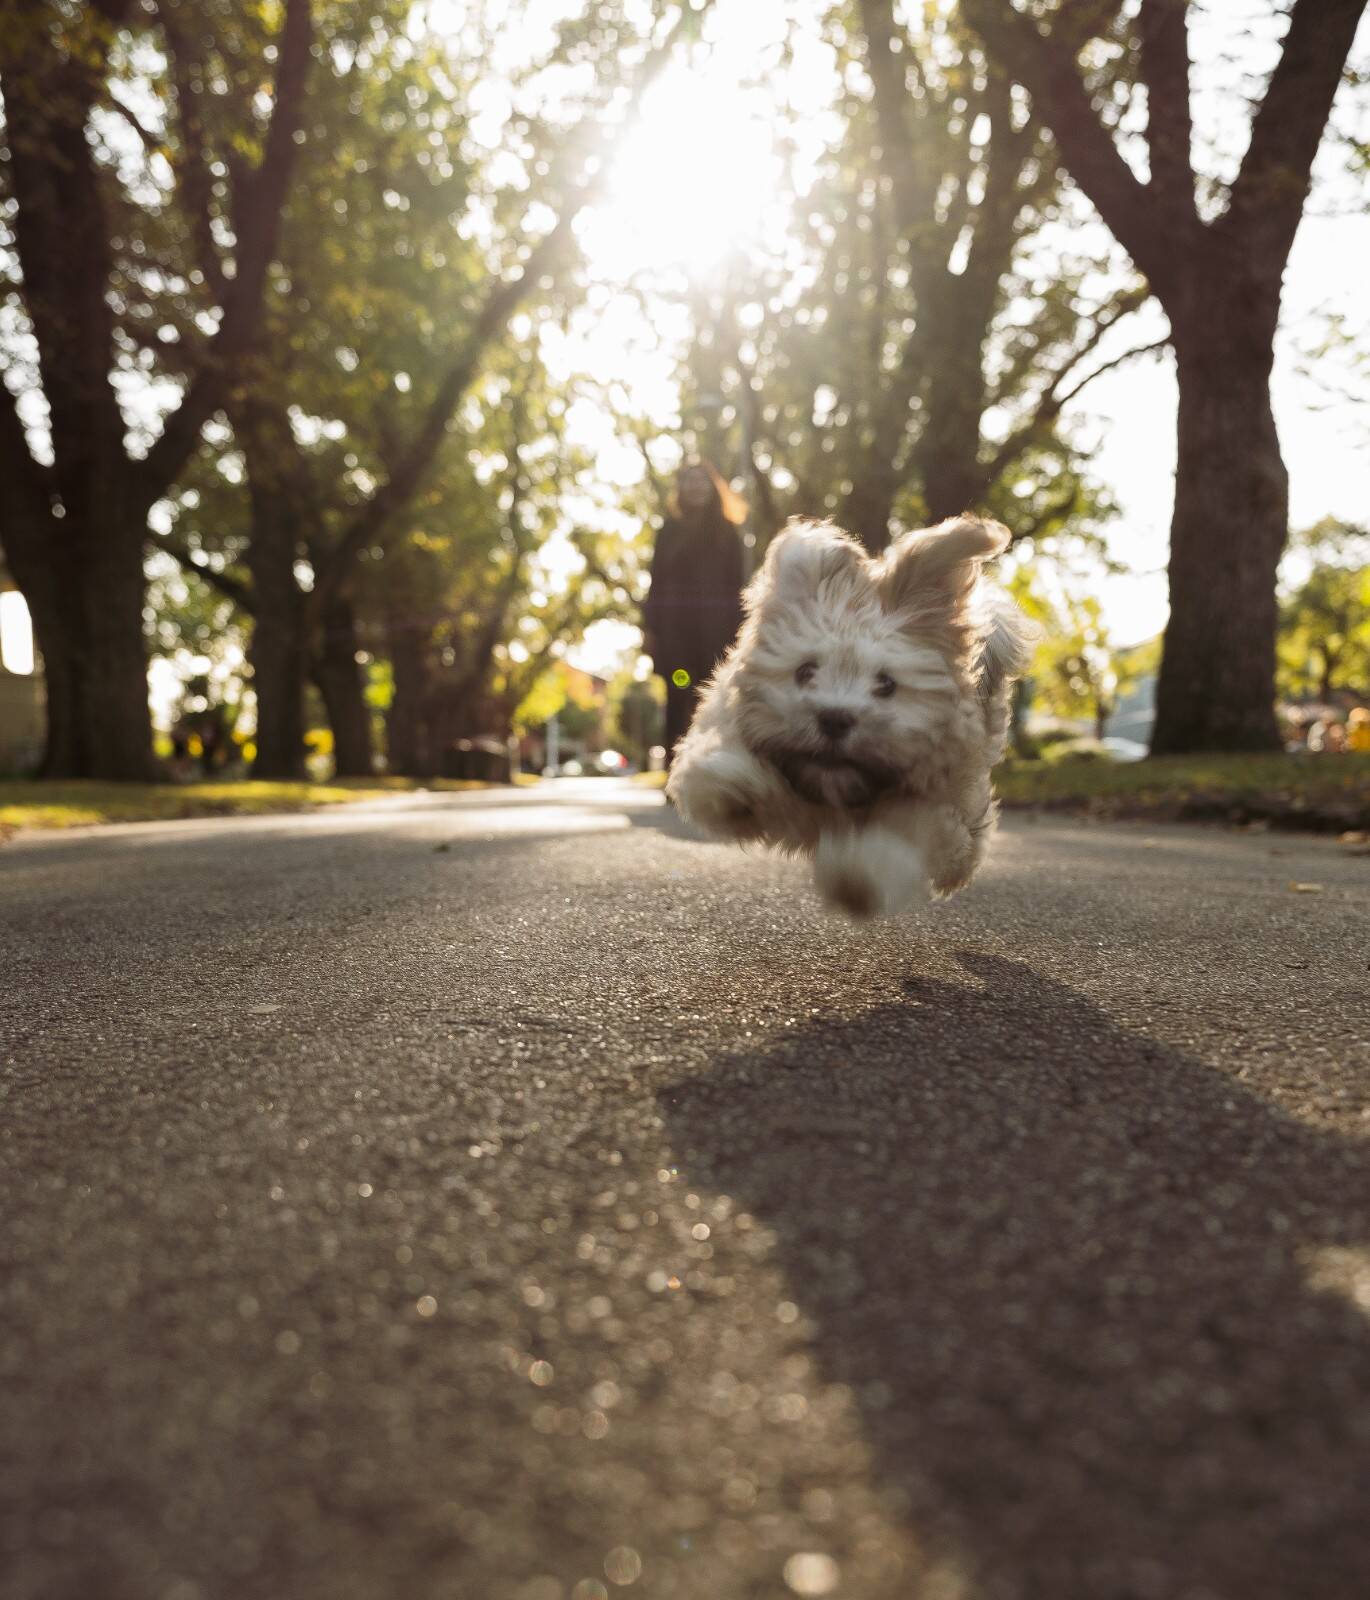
[976, 587, 1038, 758]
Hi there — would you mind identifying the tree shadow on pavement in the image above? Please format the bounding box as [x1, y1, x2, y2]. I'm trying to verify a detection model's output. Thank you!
[658, 952, 1370, 1600]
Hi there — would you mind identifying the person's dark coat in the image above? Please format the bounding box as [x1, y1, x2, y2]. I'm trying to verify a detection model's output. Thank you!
[642, 501, 745, 756]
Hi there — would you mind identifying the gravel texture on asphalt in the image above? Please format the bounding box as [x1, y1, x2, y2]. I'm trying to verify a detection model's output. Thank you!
[3, 780, 1368, 1600]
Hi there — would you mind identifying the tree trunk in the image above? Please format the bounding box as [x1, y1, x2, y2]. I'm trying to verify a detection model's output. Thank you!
[246, 505, 307, 780]
[386, 617, 433, 776]
[314, 594, 373, 777]
[1009, 677, 1031, 757]
[81, 519, 155, 779]
[841, 469, 901, 555]
[921, 416, 988, 524]
[23, 575, 80, 779]
[4, 514, 69, 776]
[919, 344, 992, 524]
[250, 615, 308, 780]
[12, 510, 156, 782]
[1150, 313, 1286, 754]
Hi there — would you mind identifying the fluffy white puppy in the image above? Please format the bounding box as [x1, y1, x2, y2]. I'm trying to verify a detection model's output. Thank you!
[665, 515, 1035, 917]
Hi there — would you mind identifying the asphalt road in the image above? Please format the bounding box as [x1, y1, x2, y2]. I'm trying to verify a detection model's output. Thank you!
[3, 779, 1369, 1600]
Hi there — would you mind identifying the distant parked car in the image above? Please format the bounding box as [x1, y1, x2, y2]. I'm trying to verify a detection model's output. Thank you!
[1042, 736, 1146, 765]
[1099, 737, 1148, 763]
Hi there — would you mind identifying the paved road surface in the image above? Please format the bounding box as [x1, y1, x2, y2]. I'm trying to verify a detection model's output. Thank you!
[3, 780, 1369, 1600]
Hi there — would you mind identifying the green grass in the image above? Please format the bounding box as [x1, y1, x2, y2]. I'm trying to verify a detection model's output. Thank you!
[0, 774, 533, 836]
[995, 752, 1370, 829]
[637, 753, 1367, 831]
[5, 757, 1360, 837]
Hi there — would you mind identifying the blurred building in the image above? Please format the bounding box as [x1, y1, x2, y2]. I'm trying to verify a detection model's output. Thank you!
[0, 574, 43, 775]
[516, 662, 611, 775]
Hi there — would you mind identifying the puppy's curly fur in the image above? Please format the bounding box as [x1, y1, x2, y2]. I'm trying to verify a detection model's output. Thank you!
[666, 515, 1036, 917]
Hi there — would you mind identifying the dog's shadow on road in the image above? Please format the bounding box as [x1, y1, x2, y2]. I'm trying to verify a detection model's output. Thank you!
[622, 797, 706, 842]
[658, 952, 1370, 1599]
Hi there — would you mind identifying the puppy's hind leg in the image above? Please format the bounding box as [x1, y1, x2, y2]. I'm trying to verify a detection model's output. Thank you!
[814, 825, 930, 919]
[666, 745, 778, 842]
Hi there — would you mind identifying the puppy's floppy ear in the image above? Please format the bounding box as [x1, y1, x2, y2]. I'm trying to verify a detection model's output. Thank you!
[876, 515, 1009, 620]
[754, 518, 866, 605]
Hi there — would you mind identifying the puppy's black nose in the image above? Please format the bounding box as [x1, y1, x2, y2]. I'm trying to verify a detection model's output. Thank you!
[816, 708, 856, 742]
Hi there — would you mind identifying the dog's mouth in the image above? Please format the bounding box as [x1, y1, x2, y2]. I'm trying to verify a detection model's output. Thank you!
[766, 747, 899, 809]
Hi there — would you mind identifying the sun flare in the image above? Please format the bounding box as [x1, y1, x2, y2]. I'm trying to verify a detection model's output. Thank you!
[578, 60, 786, 281]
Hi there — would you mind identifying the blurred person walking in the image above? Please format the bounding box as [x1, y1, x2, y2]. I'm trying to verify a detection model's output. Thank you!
[641, 460, 747, 763]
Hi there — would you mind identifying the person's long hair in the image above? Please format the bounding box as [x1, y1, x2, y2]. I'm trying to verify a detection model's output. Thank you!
[668, 458, 748, 527]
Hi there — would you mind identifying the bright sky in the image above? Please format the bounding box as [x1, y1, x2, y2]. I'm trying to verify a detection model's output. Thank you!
[555, 0, 1370, 671]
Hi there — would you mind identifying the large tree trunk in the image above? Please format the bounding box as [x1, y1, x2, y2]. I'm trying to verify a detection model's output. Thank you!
[957, 0, 1367, 752]
[314, 594, 373, 777]
[918, 314, 996, 524]
[11, 510, 156, 782]
[841, 469, 901, 555]
[0, 17, 155, 784]
[385, 617, 433, 776]
[920, 387, 989, 524]
[78, 525, 155, 780]
[1150, 312, 1286, 754]
[246, 504, 307, 781]
[21, 567, 81, 780]
[4, 515, 71, 776]
[0, 5, 312, 783]
[250, 615, 308, 780]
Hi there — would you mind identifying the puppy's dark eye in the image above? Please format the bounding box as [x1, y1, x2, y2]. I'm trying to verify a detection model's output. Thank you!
[872, 672, 896, 699]
[795, 661, 818, 687]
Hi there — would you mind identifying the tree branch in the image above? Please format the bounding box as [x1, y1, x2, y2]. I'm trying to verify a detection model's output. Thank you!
[0, 374, 57, 526]
[959, 70, 1035, 324]
[104, 85, 164, 160]
[154, 1, 227, 299]
[1137, 0, 1196, 217]
[732, 352, 785, 540]
[858, 0, 948, 273]
[134, 0, 313, 507]
[1220, 0, 1367, 263]
[0, 9, 130, 521]
[1055, 337, 1170, 410]
[1011, 475, 1089, 544]
[312, 13, 690, 607]
[311, 219, 575, 609]
[152, 534, 255, 611]
[961, 0, 1181, 295]
[986, 326, 1164, 483]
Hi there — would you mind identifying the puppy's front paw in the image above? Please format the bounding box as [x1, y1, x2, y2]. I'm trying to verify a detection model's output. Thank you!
[815, 828, 929, 919]
[667, 749, 769, 842]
